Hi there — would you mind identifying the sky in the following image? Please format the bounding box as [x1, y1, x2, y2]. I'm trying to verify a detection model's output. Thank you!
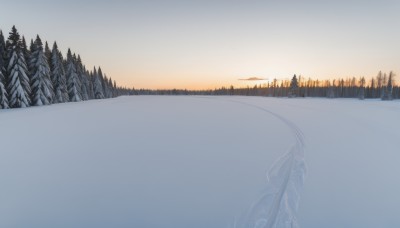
[1, 0, 400, 89]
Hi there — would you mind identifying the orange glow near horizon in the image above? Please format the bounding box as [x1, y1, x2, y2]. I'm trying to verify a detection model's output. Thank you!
[4, 1, 399, 91]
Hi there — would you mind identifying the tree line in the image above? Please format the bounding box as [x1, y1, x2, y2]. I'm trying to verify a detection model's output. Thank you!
[0, 26, 133, 109]
[2, 26, 396, 104]
[135, 73, 398, 100]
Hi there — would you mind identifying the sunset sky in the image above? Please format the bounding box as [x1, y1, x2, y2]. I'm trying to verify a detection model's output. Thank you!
[2, 0, 400, 89]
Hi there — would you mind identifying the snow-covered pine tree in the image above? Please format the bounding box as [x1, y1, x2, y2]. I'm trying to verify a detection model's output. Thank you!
[28, 38, 37, 78]
[44, 41, 51, 67]
[0, 30, 9, 109]
[21, 36, 30, 65]
[81, 68, 90, 101]
[50, 42, 69, 103]
[29, 35, 54, 106]
[66, 49, 82, 102]
[87, 70, 95, 99]
[93, 67, 104, 99]
[98, 67, 108, 97]
[0, 69, 7, 109]
[6, 26, 31, 108]
[103, 75, 110, 98]
[108, 77, 114, 98]
[76, 55, 89, 100]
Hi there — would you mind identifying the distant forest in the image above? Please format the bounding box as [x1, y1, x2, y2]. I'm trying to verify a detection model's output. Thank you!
[0, 26, 133, 109]
[137, 73, 399, 100]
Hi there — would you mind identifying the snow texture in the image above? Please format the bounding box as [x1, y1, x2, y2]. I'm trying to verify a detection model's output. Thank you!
[231, 100, 306, 228]
[1, 96, 400, 228]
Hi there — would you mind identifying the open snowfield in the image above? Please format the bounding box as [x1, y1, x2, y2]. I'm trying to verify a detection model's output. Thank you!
[1, 96, 400, 228]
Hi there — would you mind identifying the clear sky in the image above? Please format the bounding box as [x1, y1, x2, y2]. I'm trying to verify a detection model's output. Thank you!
[1, 0, 400, 89]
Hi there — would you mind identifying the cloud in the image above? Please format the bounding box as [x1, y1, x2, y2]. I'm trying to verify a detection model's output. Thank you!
[238, 77, 268, 81]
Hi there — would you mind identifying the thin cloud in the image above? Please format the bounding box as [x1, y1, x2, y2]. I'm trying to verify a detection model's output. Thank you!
[239, 77, 268, 81]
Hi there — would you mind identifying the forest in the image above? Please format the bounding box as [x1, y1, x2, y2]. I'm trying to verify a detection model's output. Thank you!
[137, 73, 398, 100]
[0, 26, 133, 110]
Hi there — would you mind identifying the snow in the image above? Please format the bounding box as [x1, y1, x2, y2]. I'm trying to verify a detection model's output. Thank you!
[0, 96, 400, 228]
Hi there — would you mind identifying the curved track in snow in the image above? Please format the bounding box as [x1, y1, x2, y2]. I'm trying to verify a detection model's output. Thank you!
[222, 98, 307, 228]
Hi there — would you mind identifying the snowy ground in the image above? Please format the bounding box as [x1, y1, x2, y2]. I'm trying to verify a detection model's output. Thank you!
[1, 96, 400, 228]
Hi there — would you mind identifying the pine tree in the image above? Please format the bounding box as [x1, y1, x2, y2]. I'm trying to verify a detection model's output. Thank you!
[76, 55, 89, 100]
[327, 80, 335, 98]
[28, 39, 37, 79]
[29, 35, 54, 106]
[66, 49, 82, 102]
[44, 41, 51, 66]
[98, 67, 108, 97]
[108, 77, 114, 98]
[93, 67, 104, 99]
[21, 36, 30, 65]
[50, 42, 69, 103]
[87, 70, 95, 99]
[371, 78, 376, 98]
[376, 71, 383, 98]
[113, 80, 117, 97]
[6, 26, 31, 108]
[103, 75, 111, 98]
[388, 72, 393, 97]
[358, 77, 365, 100]
[289, 74, 299, 97]
[382, 72, 393, 100]
[81, 68, 90, 101]
[0, 30, 9, 108]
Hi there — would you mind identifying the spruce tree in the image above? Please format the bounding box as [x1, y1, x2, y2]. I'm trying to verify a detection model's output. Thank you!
[0, 30, 9, 108]
[108, 77, 114, 98]
[113, 80, 117, 97]
[371, 78, 376, 98]
[98, 67, 107, 97]
[87, 70, 95, 99]
[28, 39, 37, 79]
[50, 42, 69, 103]
[76, 55, 89, 100]
[82, 67, 90, 100]
[21, 36, 30, 65]
[289, 74, 299, 97]
[382, 72, 393, 100]
[358, 77, 365, 100]
[29, 35, 54, 106]
[103, 75, 110, 98]
[66, 49, 82, 102]
[93, 67, 104, 99]
[6, 26, 31, 108]
[44, 41, 51, 66]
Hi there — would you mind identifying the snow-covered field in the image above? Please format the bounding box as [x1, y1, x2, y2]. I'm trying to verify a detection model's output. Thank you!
[1, 96, 400, 228]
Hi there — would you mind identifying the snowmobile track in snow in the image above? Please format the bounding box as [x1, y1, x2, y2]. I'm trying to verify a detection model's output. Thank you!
[220, 98, 307, 228]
